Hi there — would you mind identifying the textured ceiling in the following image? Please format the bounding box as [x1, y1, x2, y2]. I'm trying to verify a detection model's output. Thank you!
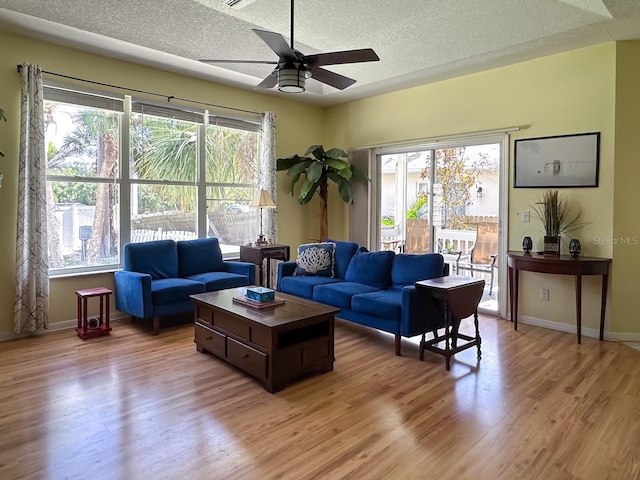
[0, 0, 639, 106]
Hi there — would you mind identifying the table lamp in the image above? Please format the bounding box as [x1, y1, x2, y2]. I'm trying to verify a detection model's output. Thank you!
[249, 188, 276, 246]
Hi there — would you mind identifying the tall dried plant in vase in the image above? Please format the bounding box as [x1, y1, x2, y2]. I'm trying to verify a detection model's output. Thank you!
[532, 190, 586, 255]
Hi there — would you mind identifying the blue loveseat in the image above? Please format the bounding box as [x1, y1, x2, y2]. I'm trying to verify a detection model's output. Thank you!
[114, 238, 255, 334]
[277, 240, 448, 355]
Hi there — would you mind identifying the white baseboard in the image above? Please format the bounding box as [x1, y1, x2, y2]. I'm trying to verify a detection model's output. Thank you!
[504, 313, 640, 342]
[0, 312, 129, 342]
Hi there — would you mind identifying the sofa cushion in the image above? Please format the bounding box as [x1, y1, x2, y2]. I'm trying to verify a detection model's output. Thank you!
[185, 271, 249, 292]
[351, 289, 402, 322]
[326, 238, 359, 279]
[313, 282, 380, 310]
[391, 253, 445, 289]
[344, 250, 395, 289]
[124, 240, 178, 280]
[151, 278, 205, 306]
[294, 242, 335, 277]
[280, 276, 343, 299]
[177, 238, 224, 277]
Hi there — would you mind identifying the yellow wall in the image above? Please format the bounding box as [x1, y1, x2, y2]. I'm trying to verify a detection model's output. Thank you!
[325, 43, 620, 334]
[612, 42, 640, 335]
[0, 31, 328, 334]
[1, 31, 635, 337]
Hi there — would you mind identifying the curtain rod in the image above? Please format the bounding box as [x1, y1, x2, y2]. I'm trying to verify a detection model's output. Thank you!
[355, 126, 522, 151]
[16, 64, 262, 116]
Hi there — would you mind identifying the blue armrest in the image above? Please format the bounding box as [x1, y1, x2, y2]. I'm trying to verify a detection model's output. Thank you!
[400, 284, 446, 337]
[276, 261, 297, 291]
[223, 261, 255, 285]
[114, 270, 153, 319]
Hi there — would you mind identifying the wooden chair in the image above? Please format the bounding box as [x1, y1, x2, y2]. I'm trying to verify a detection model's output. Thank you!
[404, 219, 431, 253]
[381, 225, 401, 252]
[455, 222, 498, 295]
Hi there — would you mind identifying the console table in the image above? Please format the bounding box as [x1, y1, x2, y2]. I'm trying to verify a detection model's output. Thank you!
[507, 251, 611, 343]
[240, 244, 290, 289]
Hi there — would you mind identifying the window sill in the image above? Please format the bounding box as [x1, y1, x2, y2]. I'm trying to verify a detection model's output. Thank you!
[49, 267, 121, 279]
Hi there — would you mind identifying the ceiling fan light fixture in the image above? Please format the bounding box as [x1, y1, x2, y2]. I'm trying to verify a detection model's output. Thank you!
[278, 66, 308, 93]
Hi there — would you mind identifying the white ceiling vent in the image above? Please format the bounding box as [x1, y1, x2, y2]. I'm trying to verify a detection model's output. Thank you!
[222, 0, 259, 9]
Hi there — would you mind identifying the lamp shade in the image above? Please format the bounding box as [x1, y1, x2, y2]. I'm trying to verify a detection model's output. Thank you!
[249, 189, 276, 208]
[278, 66, 308, 93]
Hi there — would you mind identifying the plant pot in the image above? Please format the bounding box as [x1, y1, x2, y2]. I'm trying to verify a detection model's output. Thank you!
[543, 235, 561, 255]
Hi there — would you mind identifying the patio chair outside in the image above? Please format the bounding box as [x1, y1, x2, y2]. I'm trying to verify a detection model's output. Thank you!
[455, 222, 498, 295]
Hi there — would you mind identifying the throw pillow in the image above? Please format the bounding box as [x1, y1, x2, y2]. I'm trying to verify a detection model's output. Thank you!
[294, 242, 336, 277]
[391, 253, 444, 289]
[344, 250, 394, 289]
[326, 238, 359, 279]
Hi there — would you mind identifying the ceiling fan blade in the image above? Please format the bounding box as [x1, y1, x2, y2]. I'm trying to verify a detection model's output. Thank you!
[309, 66, 356, 90]
[255, 73, 278, 89]
[199, 59, 278, 65]
[253, 29, 296, 59]
[305, 48, 380, 67]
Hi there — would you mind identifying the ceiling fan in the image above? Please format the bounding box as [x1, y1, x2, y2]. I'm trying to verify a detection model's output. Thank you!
[199, 0, 380, 93]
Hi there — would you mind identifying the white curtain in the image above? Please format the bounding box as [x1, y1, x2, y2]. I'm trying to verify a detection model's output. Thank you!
[259, 111, 277, 242]
[14, 63, 49, 333]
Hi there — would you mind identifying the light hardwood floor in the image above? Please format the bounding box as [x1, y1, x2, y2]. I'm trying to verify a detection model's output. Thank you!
[0, 316, 639, 480]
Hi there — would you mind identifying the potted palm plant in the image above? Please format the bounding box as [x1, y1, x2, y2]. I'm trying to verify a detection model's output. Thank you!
[532, 190, 585, 255]
[277, 145, 368, 241]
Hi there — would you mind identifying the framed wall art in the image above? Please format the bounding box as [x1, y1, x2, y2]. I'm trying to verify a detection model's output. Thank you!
[514, 132, 600, 188]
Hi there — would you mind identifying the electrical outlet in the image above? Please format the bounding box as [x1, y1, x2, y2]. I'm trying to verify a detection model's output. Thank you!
[522, 210, 530, 222]
[540, 288, 549, 301]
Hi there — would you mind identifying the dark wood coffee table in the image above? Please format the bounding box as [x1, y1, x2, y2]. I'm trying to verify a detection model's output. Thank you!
[191, 288, 339, 393]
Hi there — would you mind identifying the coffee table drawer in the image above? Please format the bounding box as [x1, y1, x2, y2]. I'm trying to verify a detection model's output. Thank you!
[227, 337, 267, 381]
[213, 313, 250, 340]
[195, 323, 226, 357]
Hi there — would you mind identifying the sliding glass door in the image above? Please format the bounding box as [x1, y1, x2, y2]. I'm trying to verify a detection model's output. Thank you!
[377, 137, 504, 314]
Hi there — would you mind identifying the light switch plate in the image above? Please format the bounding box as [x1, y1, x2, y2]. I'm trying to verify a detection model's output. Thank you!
[522, 210, 530, 222]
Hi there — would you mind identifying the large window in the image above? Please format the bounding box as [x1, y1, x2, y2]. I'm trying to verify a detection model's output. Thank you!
[44, 86, 261, 274]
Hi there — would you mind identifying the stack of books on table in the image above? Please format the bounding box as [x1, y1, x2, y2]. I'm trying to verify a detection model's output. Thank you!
[233, 287, 285, 309]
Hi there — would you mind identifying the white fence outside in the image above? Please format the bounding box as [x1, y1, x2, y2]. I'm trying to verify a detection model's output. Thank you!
[130, 229, 198, 243]
[435, 228, 476, 254]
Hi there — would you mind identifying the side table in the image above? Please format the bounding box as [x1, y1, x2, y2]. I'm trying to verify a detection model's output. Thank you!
[415, 276, 485, 370]
[75, 287, 112, 340]
[240, 244, 290, 289]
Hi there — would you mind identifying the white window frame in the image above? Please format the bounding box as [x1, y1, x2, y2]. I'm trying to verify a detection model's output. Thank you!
[44, 85, 262, 277]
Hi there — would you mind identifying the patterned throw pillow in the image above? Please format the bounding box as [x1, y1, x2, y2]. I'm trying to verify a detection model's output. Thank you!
[294, 242, 335, 277]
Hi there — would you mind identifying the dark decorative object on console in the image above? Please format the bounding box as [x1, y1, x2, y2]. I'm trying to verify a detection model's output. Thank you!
[522, 236, 533, 253]
[569, 238, 581, 257]
[543, 235, 561, 256]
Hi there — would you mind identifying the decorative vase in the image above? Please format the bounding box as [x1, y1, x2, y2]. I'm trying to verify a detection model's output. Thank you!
[522, 236, 533, 253]
[569, 238, 581, 257]
[543, 235, 561, 256]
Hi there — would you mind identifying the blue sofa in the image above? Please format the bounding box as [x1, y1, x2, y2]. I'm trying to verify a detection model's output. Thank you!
[277, 240, 448, 355]
[114, 238, 255, 334]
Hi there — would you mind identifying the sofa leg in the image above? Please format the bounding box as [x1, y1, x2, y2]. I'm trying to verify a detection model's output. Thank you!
[395, 335, 401, 356]
[153, 317, 160, 335]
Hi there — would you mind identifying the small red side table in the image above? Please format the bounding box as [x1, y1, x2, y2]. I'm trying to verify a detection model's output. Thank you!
[75, 287, 113, 340]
